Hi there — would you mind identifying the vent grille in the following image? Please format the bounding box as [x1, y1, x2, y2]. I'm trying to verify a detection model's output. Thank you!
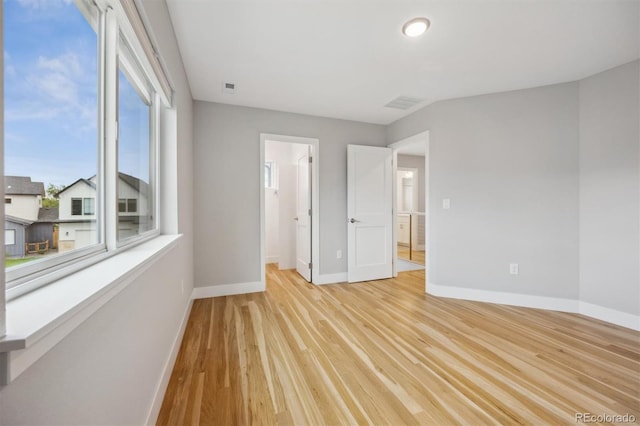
[222, 82, 236, 94]
[384, 96, 424, 110]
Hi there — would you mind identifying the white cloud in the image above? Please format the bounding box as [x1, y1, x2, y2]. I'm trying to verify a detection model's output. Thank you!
[31, 53, 83, 104]
[7, 50, 97, 131]
[5, 107, 64, 122]
[17, 0, 72, 9]
[37, 53, 82, 76]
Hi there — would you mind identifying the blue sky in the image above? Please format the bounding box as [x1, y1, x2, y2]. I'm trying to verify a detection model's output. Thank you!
[4, 0, 149, 190]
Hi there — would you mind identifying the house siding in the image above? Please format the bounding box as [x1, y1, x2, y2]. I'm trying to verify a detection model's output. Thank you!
[4, 194, 41, 222]
[4, 220, 26, 258]
[27, 222, 54, 246]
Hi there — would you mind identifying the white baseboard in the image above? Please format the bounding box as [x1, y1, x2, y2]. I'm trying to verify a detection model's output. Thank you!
[146, 298, 193, 425]
[191, 281, 265, 299]
[427, 282, 640, 331]
[265, 256, 278, 263]
[314, 272, 348, 285]
[579, 302, 640, 331]
[427, 282, 578, 312]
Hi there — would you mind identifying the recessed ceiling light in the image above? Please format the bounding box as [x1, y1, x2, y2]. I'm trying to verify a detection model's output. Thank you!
[402, 17, 430, 38]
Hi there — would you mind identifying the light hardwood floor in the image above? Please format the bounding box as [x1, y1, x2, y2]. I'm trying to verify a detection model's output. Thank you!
[158, 265, 640, 425]
[397, 245, 425, 265]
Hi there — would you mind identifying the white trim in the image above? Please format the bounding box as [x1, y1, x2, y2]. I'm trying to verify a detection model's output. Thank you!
[388, 131, 429, 283]
[579, 302, 640, 331]
[260, 133, 320, 286]
[265, 256, 279, 264]
[428, 282, 640, 331]
[314, 272, 348, 285]
[0, 235, 182, 384]
[427, 282, 578, 312]
[191, 281, 265, 299]
[146, 299, 193, 425]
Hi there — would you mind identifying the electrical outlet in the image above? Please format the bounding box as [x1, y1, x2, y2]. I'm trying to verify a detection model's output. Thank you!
[337, 250, 342, 259]
[509, 264, 519, 275]
[443, 198, 451, 209]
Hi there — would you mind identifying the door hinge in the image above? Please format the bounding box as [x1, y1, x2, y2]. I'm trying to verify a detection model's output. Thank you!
[308, 262, 313, 269]
[308, 208, 312, 216]
[308, 156, 313, 163]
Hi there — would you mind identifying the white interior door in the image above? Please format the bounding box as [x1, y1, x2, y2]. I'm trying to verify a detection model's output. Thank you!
[347, 144, 393, 282]
[295, 145, 312, 281]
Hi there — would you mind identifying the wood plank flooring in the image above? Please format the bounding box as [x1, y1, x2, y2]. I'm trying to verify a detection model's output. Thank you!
[158, 265, 640, 425]
[397, 245, 425, 265]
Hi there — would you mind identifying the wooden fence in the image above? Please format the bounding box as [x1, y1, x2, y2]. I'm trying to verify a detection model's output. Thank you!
[25, 240, 49, 255]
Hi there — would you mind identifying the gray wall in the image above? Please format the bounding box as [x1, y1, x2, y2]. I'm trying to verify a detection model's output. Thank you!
[193, 102, 386, 286]
[388, 83, 581, 299]
[0, 1, 195, 423]
[4, 221, 25, 258]
[579, 60, 639, 315]
[26, 223, 53, 246]
[388, 62, 640, 315]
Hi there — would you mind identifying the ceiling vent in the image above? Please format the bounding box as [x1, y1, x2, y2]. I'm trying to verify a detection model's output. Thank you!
[384, 96, 424, 110]
[222, 82, 236, 94]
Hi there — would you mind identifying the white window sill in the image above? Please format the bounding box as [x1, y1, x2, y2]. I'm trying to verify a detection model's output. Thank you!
[0, 234, 182, 384]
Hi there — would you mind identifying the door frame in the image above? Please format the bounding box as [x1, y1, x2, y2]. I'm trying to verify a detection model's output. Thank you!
[388, 131, 430, 292]
[260, 133, 320, 285]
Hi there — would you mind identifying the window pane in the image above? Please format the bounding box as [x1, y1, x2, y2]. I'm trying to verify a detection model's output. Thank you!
[117, 66, 153, 241]
[118, 199, 127, 213]
[4, 0, 99, 268]
[5, 229, 16, 246]
[71, 199, 82, 216]
[265, 163, 271, 188]
[83, 197, 95, 215]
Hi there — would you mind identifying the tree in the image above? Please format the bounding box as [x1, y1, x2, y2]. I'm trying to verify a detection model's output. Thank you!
[42, 183, 66, 209]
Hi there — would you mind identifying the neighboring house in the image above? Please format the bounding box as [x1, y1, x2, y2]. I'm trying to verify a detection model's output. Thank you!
[4, 176, 44, 222]
[116, 172, 151, 240]
[4, 215, 32, 258]
[33, 207, 59, 250]
[56, 173, 149, 252]
[56, 178, 98, 253]
[4, 177, 56, 258]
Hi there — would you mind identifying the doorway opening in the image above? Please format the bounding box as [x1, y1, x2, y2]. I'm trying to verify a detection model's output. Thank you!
[388, 132, 429, 280]
[260, 134, 319, 286]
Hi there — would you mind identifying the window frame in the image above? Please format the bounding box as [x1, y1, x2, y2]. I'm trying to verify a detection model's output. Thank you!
[126, 198, 137, 213]
[116, 31, 160, 247]
[71, 198, 83, 216]
[5, 229, 16, 246]
[4, 0, 167, 300]
[83, 197, 95, 216]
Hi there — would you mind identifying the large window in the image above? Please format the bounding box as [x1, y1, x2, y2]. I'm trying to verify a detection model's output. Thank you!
[4, 0, 98, 269]
[117, 45, 155, 241]
[4, 0, 167, 296]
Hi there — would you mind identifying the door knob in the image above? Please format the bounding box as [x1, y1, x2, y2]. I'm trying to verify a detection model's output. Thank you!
[294, 217, 299, 221]
[350, 218, 359, 223]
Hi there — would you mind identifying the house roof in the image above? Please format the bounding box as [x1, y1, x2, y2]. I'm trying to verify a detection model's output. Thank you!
[5, 176, 45, 196]
[5, 215, 34, 226]
[57, 173, 148, 196]
[55, 178, 96, 196]
[37, 207, 59, 222]
[118, 172, 149, 194]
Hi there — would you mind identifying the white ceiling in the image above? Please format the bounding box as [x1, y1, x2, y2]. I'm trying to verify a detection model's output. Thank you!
[165, 0, 639, 125]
